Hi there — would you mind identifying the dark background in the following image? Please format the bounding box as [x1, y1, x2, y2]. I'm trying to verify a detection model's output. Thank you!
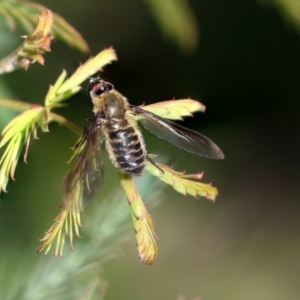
[0, 0, 300, 299]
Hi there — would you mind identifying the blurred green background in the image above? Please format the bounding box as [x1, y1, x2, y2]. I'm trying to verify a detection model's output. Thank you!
[1, 0, 300, 299]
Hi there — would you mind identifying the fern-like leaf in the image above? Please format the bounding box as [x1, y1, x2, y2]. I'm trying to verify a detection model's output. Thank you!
[142, 99, 206, 120]
[37, 206, 81, 256]
[146, 161, 218, 201]
[119, 173, 158, 265]
[0, 106, 48, 194]
[56, 47, 118, 95]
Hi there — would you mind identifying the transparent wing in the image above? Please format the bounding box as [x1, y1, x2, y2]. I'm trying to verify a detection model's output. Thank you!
[62, 115, 104, 213]
[129, 105, 224, 159]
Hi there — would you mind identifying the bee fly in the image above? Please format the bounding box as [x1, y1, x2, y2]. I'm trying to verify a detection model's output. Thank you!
[90, 78, 147, 176]
[62, 77, 224, 210]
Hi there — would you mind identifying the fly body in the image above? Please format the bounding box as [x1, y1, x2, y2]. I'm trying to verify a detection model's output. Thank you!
[90, 79, 147, 176]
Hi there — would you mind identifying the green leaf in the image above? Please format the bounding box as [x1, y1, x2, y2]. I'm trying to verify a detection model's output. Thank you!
[144, 0, 199, 52]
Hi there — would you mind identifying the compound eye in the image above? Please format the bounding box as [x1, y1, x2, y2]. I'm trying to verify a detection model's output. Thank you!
[105, 82, 114, 91]
[93, 84, 107, 95]
[91, 81, 114, 96]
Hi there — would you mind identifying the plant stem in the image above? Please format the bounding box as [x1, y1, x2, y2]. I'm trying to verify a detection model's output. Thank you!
[0, 98, 37, 110]
[48, 112, 82, 135]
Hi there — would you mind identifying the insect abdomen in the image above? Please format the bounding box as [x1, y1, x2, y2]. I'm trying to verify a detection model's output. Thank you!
[106, 121, 146, 176]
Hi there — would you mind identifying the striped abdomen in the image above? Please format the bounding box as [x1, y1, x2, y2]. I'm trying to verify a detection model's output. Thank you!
[106, 119, 146, 176]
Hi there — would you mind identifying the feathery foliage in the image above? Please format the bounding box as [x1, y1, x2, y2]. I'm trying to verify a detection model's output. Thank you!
[0, 5, 220, 267]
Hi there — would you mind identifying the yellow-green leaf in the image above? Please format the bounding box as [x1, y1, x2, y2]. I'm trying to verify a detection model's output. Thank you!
[37, 207, 81, 256]
[44, 69, 84, 106]
[57, 48, 118, 95]
[119, 173, 158, 265]
[0, 107, 45, 147]
[44, 69, 68, 106]
[146, 161, 218, 201]
[142, 99, 206, 120]
[0, 106, 47, 194]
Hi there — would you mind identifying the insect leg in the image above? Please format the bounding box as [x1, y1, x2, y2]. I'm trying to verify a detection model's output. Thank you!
[146, 156, 164, 175]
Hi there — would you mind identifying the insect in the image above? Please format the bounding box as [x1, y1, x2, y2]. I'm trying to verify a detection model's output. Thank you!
[62, 77, 224, 211]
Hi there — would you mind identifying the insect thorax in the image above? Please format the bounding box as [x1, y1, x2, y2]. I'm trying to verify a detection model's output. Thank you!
[93, 90, 129, 120]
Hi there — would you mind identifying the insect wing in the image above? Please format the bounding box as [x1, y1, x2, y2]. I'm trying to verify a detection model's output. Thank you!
[63, 116, 104, 213]
[130, 105, 224, 159]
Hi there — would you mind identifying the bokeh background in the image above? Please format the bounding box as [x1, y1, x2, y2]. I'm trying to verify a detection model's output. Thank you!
[1, 0, 300, 299]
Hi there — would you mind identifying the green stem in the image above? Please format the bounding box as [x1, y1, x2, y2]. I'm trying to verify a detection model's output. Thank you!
[48, 112, 82, 135]
[0, 98, 37, 110]
[0, 46, 26, 75]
